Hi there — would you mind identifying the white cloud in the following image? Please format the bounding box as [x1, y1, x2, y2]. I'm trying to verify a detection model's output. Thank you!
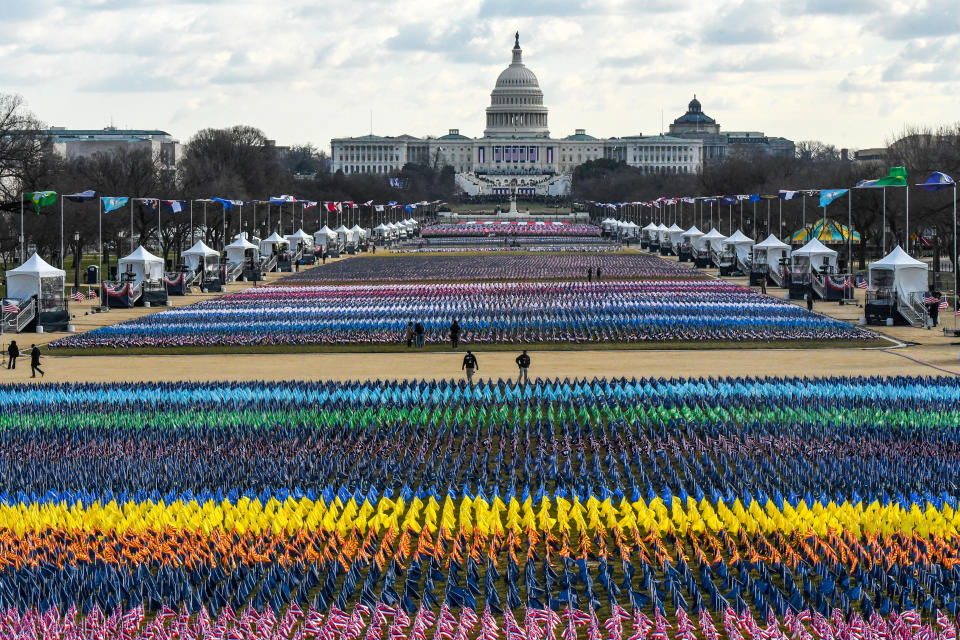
[0, 0, 957, 149]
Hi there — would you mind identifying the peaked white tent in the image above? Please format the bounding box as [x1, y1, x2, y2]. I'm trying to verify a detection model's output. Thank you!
[182, 240, 220, 272]
[601, 218, 618, 234]
[667, 223, 685, 247]
[6, 253, 65, 304]
[723, 230, 755, 262]
[752, 234, 791, 273]
[868, 245, 928, 296]
[260, 232, 289, 257]
[702, 228, 727, 253]
[315, 225, 338, 248]
[793, 237, 838, 273]
[118, 246, 164, 283]
[350, 224, 366, 240]
[621, 221, 640, 238]
[681, 226, 705, 249]
[285, 229, 314, 252]
[225, 236, 259, 267]
[334, 225, 353, 246]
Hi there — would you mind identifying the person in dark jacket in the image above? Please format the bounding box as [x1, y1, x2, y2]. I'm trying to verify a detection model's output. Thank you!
[404, 322, 415, 348]
[587, 267, 592, 283]
[30, 344, 43, 378]
[7, 341, 18, 369]
[461, 350, 478, 384]
[927, 291, 942, 328]
[515, 350, 531, 385]
[806, 285, 814, 312]
[414, 322, 425, 348]
[449, 319, 461, 349]
[596, 267, 602, 281]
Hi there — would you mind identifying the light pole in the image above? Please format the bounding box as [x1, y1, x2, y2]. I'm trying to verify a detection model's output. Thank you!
[73, 231, 81, 289]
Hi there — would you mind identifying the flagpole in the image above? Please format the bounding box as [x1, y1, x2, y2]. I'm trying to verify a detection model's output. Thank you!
[740, 200, 743, 232]
[20, 192, 24, 262]
[129, 198, 134, 253]
[157, 200, 161, 254]
[98, 197, 103, 308]
[905, 184, 910, 256]
[953, 182, 957, 331]
[882, 187, 886, 253]
[61, 196, 65, 269]
[753, 201, 757, 238]
[203, 201, 208, 242]
[847, 190, 852, 275]
[778, 199, 782, 234]
[766, 200, 770, 236]
[802, 194, 806, 233]
[190, 200, 194, 246]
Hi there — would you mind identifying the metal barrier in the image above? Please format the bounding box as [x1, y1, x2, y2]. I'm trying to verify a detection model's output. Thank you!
[2, 298, 36, 333]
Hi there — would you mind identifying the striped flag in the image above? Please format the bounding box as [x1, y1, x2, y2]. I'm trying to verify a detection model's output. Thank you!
[70, 290, 85, 302]
[87, 290, 98, 299]
[940, 298, 949, 310]
[1, 302, 19, 314]
[923, 294, 939, 304]
[856, 277, 868, 289]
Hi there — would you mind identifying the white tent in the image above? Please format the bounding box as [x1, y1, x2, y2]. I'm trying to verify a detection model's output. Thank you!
[667, 223, 685, 247]
[182, 240, 220, 272]
[793, 237, 838, 272]
[334, 224, 354, 245]
[315, 225, 338, 248]
[118, 245, 164, 283]
[752, 234, 791, 273]
[225, 236, 260, 267]
[723, 230, 755, 262]
[350, 224, 366, 240]
[601, 218, 618, 233]
[656, 223, 671, 244]
[869, 245, 928, 296]
[621, 221, 640, 238]
[372, 223, 391, 240]
[285, 229, 314, 252]
[641, 222, 659, 240]
[681, 226, 705, 249]
[260, 232, 290, 257]
[701, 228, 727, 253]
[5, 253, 65, 304]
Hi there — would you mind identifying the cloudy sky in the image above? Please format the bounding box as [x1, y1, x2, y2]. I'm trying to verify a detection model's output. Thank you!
[3, 0, 958, 151]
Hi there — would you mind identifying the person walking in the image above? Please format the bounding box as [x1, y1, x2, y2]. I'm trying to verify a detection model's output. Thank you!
[587, 267, 592, 283]
[596, 267, 602, 281]
[404, 322, 415, 348]
[461, 350, 478, 384]
[7, 341, 19, 370]
[806, 285, 814, 312]
[515, 350, 531, 385]
[449, 319, 461, 350]
[30, 344, 43, 378]
[760, 278, 767, 295]
[927, 290, 942, 329]
[414, 321, 425, 348]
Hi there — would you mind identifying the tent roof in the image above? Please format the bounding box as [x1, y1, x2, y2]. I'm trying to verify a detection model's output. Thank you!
[225, 236, 258, 251]
[602, 218, 617, 224]
[667, 223, 684, 232]
[317, 225, 333, 234]
[285, 229, 312, 241]
[350, 224, 364, 232]
[334, 225, 350, 232]
[6, 253, 66, 278]
[753, 233, 790, 249]
[701, 228, 726, 240]
[374, 223, 389, 230]
[870, 245, 927, 269]
[793, 237, 838, 257]
[262, 232, 289, 244]
[623, 221, 639, 228]
[656, 223, 670, 231]
[182, 240, 219, 257]
[119, 245, 163, 264]
[641, 222, 659, 231]
[725, 230, 754, 244]
[682, 225, 704, 237]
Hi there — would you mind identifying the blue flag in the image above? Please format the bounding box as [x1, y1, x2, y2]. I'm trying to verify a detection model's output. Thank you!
[65, 190, 96, 202]
[101, 197, 129, 213]
[917, 171, 955, 191]
[211, 197, 234, 209]
[818, 189, 847, 207]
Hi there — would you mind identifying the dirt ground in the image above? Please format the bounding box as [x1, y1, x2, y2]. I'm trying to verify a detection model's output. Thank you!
[4, 253, 959, 384]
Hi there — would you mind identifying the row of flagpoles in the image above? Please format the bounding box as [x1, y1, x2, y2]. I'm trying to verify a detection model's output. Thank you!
[17, 192, 439, 267]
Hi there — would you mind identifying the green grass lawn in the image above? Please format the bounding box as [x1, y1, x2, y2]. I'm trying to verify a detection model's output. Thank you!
[44, 338, 890, 356]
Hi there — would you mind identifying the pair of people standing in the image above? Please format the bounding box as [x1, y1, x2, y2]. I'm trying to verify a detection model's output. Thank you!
[6, 341, 43, 377]
[404, 322, 426, 348]
[460, 349, 531, 385]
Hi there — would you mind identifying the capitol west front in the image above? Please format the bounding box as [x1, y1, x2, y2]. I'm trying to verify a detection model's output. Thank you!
[331, 35, 739, 196]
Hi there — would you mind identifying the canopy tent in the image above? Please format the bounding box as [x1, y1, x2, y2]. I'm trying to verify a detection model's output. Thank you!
[667, 223, 685, 247]
[681, 225, 706, 251]
[372, 223, 391, 240]
[314, 226, 338, 248]
[285, 229, 314, 252]
[656, 223, 671, 243]
[260, 232, 289, 257]
[5, 253, 66, 308]
[701, 228, 727, 253]
[868, 245, 928, 296]
[182, 241, 220, 273]
[791, 218, 861, 244]
[350, 224, 366, 240]
[752, 234, 791, 273]
[225, 236, 260, 267]
[792, 237, 838, 273]
[334, 225, 355, 245]
[601, 218, 619, 233]
[723, 230, 755, 262]
[620, 221, 640, 238]
[641, 222, 659, 240]
[118, 246, 164, 283]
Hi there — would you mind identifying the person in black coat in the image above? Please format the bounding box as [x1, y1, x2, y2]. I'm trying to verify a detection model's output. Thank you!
[6, 341, 18, 369]
[449, 319, 461, 349]
[515, 350, 531, 385]
[30, 344, 43, 378]
[461, 350, 478, 384]
[414, 322, 425, 348]
[927, 290, 942, 328]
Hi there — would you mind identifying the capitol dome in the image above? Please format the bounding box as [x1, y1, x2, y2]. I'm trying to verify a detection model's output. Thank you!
[484, 33, 549, 138]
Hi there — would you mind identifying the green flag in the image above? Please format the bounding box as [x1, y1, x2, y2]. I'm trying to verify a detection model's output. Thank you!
[857, 166, 907, 188]
[27, 191, 56, 213]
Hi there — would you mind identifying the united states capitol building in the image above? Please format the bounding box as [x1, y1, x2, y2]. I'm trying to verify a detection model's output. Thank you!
[330, 34, 793, 196]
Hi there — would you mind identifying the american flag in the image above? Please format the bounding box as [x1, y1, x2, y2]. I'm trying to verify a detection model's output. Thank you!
[1, 302, 19, 314]
[923, 294, 940, 304]
[70, 290, 85, 301]
[856, 277, 868, 289]
[939, 297, 949, 310]
[87, 290, 98, 299]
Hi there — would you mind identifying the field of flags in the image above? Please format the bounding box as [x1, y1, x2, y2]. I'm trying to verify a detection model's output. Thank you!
[1, 375, 960, 637]
[420, 223, 601, 239]
[276, 254, 704, 285]
[48, 279, 871, 350]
